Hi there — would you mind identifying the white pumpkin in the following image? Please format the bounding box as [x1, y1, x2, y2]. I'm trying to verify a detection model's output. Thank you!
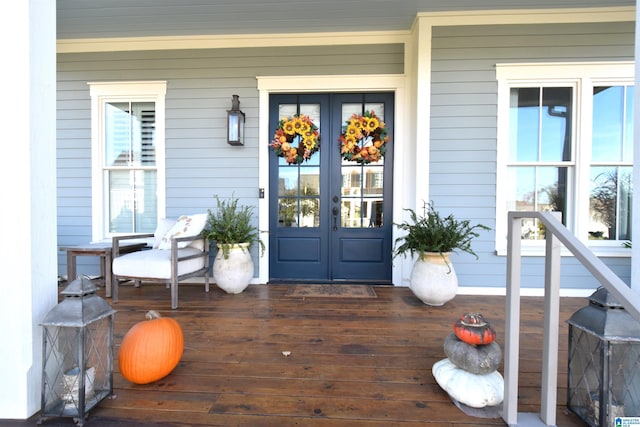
[432, 358, 504, 408]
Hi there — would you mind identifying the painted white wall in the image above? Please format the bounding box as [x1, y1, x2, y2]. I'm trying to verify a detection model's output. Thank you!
[0, 0, 58, 419]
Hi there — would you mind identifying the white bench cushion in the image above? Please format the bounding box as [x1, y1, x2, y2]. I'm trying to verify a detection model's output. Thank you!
[113, 247, 206, 279]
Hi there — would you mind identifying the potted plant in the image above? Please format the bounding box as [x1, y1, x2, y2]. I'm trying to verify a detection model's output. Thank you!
[393, 201, 490, 306]
[204, 195, 265, 294]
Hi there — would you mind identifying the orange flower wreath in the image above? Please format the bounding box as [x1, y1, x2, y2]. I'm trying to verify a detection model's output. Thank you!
[338, 111, 390, 164]
[270, 114, 320, 165]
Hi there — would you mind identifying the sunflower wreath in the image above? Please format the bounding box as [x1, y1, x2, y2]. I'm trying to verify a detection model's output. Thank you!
[339, 110, 390, 164]
[270, 114, 320, 165]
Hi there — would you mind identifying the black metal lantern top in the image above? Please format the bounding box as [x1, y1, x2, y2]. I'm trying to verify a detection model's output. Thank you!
[41, 275, 115, 327]
[227, 94, 245, 146]
[568, 286, 640, 342]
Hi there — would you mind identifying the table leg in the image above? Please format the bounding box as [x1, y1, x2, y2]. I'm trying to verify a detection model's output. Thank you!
[67, 251, 77, 283]
[104, 252, 113, 298]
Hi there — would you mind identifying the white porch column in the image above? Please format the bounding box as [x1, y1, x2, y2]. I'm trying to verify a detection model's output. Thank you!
[634, 2, 640, 292]
[0, 0, 57, 419]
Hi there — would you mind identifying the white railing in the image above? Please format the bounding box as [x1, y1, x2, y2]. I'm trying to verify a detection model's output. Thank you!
[503, 211, 640, 427]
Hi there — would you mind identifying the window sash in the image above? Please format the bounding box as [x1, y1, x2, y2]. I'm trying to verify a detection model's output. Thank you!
[89, 81, 166, 241]
[495, 62, 633, 254]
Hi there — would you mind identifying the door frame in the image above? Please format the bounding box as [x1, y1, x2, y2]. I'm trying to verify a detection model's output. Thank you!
[257, 74, 408, 285]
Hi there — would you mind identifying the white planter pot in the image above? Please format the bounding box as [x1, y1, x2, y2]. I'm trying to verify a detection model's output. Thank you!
[410, 252, 458, 306]
[213, 243, 254, 294]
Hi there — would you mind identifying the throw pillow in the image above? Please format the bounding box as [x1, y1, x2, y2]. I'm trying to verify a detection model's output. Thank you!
[157, 213, 207, 250]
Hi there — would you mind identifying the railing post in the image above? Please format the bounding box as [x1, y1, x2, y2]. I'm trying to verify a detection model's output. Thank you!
[502, 210, 639, 427]
[503, 212, 522, 426]
[540, 212, 561, 425]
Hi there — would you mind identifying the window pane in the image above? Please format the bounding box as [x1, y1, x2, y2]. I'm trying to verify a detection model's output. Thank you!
[300, 198, 320, 227]
[105, 102, 132, 166]
[134, 103, 156, 166]
[541, 87, 572, 162]
[591, 85, 635, 162]
[108, 170, 157, 234]
[341, 198, 362, 228]
[509, 88, 540, 162]
[342, 166, 361, 196]
[105, 102, 156, 167]
[278, 198, 298, 228]
[278, 167, 298, 196]
[508, 166, 568, 239]
[589, 166, 633, 240]
[509, 87, 572, 162]
[277, 197, 320, 228]
[367, 200, 384, 227]
[593, 86, 625, 162]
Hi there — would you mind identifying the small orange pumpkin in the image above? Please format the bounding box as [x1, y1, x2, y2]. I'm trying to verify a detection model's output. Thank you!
[453, 312, 496, 345]
[118, 310, 184, 384]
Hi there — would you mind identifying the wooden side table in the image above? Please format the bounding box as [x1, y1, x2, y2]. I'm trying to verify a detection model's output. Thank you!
[60, 241, 148, 298]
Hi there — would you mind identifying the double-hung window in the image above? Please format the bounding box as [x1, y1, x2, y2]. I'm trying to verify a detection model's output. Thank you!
[495, 62, 633, 255]
[89, 81, 167, 241]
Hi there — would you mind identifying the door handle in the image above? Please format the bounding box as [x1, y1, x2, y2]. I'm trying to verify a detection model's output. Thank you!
[332, 207, 338, 231]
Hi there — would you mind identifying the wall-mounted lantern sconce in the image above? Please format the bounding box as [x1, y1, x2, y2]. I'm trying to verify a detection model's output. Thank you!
[227, 94, 245, 146]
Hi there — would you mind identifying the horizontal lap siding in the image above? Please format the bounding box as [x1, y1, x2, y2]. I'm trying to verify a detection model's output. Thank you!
[56, 44, 404, 276]
[430, 22, 633, 290]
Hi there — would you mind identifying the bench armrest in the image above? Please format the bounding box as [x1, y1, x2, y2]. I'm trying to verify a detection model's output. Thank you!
[112, 233, 154, 256]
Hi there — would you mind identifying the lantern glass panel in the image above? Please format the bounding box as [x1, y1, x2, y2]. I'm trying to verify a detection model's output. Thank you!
[612, 342, 640, 418]
[568, 326, 603, 426]
[41, 317, 113, 420]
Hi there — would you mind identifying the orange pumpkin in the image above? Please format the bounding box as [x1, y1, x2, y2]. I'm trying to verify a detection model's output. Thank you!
[453, 312, 496, 345]
[118, 310, 184, 384]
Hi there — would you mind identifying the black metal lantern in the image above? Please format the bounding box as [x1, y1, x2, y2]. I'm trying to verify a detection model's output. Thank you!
[39, 276, 115, 426]
[227, 94, 245, 146]
[567, 287, 640, 426]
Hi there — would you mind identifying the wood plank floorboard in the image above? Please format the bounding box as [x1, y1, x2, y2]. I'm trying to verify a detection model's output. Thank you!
[7, 283, 588, 426]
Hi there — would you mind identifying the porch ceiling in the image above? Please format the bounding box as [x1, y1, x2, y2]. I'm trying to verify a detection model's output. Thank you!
[57, 0, 634, 40]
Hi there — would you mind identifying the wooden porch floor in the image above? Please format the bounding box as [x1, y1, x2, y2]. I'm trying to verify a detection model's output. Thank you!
[16, 283, 588, 426]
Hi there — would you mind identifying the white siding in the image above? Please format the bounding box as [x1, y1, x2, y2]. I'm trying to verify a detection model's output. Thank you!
[430, 21, 634, 289]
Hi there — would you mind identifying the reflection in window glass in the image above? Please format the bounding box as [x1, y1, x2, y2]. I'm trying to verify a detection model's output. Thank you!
[509, 88, 540, 162]
[590, 85, 634, 241]
[589, 167, 632, 241]
[278, 167, 298, 195]
[279, 197, 320, 228]
[507, 166, 568, 239]
[592, 85, 634, 162]
[593, 87, 624, 163]
[109, 170, 157, 233]
[105, 102, 156, 167]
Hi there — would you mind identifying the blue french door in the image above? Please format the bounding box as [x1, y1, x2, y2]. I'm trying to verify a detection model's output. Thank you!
[268, 93, 394, 283]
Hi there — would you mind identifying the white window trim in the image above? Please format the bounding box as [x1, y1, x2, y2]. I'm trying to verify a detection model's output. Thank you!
[88, 81, 167, 242]
[495, 62, 633, 257]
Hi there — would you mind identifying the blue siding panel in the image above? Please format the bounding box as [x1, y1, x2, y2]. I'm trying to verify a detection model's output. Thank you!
[430, 21, 634, 290]
[56, 44, 404, 278]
